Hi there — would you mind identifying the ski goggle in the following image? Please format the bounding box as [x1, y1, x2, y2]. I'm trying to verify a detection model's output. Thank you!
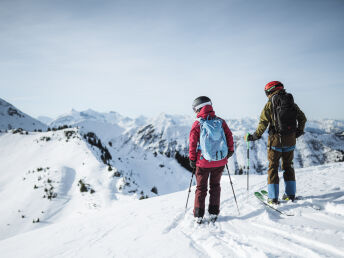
[193, 101, 212, 113]
[265, 85, 283, 96]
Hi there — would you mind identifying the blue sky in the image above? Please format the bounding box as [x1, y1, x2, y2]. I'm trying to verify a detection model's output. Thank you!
[1, 0, 343, 120]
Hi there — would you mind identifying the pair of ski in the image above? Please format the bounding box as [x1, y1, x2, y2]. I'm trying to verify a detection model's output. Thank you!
[254, 190, 294, 216]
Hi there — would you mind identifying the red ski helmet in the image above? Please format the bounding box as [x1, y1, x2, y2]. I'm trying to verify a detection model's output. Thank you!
[264, 81, 284, 96]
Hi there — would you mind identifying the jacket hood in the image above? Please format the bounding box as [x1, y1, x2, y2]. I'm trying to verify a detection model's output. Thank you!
[197, 105, 215, 119]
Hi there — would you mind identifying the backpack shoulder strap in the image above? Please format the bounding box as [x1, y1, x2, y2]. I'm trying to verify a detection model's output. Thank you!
[270, 95, 279, 130]
[215, 116, 222, 122]
[196, 118, 204, 127]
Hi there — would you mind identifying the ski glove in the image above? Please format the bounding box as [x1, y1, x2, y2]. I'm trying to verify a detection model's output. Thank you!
[189, 159, 196, 169]
[227, 151, 234, 159]
[245, 133, 260, 142]
[295, 130, 304, 138]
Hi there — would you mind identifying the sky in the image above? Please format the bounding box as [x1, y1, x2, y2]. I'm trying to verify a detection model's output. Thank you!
[1, 0, 343, 120]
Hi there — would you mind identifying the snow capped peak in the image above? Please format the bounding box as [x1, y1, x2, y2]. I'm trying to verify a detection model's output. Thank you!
[226, 117, 259, 132]
[51, 109, 134, 128]
[0, 98, 25, 117]
[307, 119, 344, 134]
[150, 113, 193, 128]
[0, 98, 47, 131]
[132, 115, 148, 126]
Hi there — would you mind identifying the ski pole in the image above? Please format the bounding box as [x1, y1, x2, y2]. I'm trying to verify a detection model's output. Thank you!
[246, 133, 250, 191]
[226, 164, 240, 215]
[185, 167, 196, 214]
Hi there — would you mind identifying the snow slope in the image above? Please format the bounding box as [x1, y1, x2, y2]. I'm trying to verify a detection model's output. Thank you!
[1, 163, 343, 257]
[0, 129, 190, 240]
[0, 98, 47, 131]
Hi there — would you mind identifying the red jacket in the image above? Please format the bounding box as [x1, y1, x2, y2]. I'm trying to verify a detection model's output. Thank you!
[189, 105, 234, 168]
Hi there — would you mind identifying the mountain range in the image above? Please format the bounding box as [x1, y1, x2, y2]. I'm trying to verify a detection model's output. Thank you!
[2, 97, 344, 177]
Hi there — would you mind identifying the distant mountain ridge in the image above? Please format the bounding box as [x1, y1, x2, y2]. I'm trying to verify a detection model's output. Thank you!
[1, 97, 344, 174]
[49, 108, 344, 174]
[49, 108, 344, 135]
[50, 109, 147, 129]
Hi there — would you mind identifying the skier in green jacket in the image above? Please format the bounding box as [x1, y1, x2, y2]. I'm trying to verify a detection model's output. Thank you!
[245, 81, 307, 204]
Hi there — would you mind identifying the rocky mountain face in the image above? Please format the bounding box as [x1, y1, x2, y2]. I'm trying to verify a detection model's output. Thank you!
[0, 98, 47, 131]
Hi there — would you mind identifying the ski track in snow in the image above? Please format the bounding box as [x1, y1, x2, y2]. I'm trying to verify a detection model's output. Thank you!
[58, 167, 76, 197]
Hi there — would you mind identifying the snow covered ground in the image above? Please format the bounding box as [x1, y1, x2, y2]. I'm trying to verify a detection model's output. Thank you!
[0, 128, 190, 240]
[1, 162, 343, 257]
[1, 99, 344, 257]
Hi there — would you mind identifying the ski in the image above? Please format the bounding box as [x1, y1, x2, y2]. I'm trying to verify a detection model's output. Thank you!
[260, 190, 321, 211]
[260, 190, 302, 202]
[254, 191, 294, 216]
[260, 190, 268, 196]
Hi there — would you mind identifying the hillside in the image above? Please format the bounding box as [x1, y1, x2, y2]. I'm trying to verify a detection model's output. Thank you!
[1, 163, 343, 257]
[0, 129, 190, 240]
[0, 98, 47, 131]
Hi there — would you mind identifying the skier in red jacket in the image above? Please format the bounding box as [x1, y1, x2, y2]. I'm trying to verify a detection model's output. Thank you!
[189, 96, 234, 222]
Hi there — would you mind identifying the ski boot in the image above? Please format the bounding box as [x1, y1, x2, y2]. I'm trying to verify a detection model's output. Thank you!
[267, 198, 280, 205]
[282, 194, 295, 202]
[195, 217, 203, 224]
[209, 214, 218, 223]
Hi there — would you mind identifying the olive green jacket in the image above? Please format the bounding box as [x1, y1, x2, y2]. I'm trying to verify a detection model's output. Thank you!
[254, 91, 307, 142]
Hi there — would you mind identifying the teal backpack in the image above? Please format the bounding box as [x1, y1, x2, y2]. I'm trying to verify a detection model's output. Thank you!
[197, 117, 228, 161]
